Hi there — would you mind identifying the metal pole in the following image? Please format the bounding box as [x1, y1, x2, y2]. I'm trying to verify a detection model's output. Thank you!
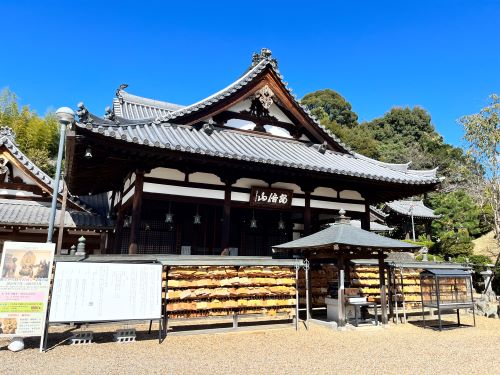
[47, 122, 67, 243]
[411, 208, 416, 242]
[56, 179, 68, 254]
[305, 260, 311, 323]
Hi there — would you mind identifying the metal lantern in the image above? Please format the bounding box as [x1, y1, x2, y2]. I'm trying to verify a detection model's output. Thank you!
[123, 215, 131, 228]
[165, 202, 174, 223]
[84, 146, 93, 159]
[278, 213, 285, 230]
[194, 205, 201, 225]
[250, 210, 257, 228]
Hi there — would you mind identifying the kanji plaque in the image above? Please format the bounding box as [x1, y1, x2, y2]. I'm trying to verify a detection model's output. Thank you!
[249, 186, 293, 208]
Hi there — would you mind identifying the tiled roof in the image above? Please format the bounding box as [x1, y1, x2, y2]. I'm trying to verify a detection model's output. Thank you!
[95, 51, 440, 182]
[350, 220, 393, 232]
[77, 120, 439, 185]
[1, 127, 57, 189]
[76, 192, 110, 217]
[1, 127, 94, 213]
[0, 199, 111, 229]
[106, 50, 352, 154]
[386, 200, 440, 219]
[114, 91, 184, 119]
[370, 205, 389, 221]
[273, 220, 420, 250]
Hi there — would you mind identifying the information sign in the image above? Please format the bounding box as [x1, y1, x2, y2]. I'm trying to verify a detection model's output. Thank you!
[49, 262, 162, 323]
[0, 241, 55, 337]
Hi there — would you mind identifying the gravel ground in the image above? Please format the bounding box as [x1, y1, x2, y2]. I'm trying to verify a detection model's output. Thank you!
[0, 315, 499, 375]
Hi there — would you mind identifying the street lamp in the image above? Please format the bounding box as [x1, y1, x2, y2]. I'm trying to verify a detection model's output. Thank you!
[47, 107, 75, 243]
[409, 202, 416, 242]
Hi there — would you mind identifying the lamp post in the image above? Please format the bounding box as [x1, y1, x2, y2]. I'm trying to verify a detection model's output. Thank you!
[47, 107, 74, 243]
[409, 202, 416, 242]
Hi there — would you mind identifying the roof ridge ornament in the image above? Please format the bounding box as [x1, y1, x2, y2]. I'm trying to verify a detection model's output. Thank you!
[0, 126, 16, 141]
[312, 141, 328, 154]
[104, 106, 116, 122]
[251, 48, 278, 68]
[76, 102, 93, 124]
[338, 209, 351, 224]
[202, 120, 215, 136]
[116, 83, 128, 104]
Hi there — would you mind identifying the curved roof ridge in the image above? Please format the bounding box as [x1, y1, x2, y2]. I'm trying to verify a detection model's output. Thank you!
[158, 58, 271, 122]
[353, 152, 411, 172]
[407, 167, 438, 178]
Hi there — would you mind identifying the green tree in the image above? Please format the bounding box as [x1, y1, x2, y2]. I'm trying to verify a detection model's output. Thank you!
[458, 94, 500, 287]
[356, 106, 478, 190]
[0, 88, 58, 176]
[301, 89, 358, 128]
[429, 190, 489, 258]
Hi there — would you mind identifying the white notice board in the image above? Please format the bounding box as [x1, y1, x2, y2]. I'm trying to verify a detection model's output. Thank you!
[49, 262, 162, 323]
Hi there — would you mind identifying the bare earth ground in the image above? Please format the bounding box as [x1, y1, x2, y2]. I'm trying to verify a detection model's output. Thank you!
[1, 315, 499, 375]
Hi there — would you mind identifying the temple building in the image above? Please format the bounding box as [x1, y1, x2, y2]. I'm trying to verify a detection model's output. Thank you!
[0, 127, 111, 251]
[383, 200, 441, 240]
[64, 49, 441, 256]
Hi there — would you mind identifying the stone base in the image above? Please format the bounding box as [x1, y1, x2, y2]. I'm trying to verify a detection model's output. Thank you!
[475, 297, 499, 319]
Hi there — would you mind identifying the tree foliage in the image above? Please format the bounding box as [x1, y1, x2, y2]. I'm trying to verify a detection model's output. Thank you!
[302, 89, 358, 128]
[429, 190, 490, 258]
[458, 94, 500, 283]
[301, 89, 493, 259]
[0, 88, 58, 176]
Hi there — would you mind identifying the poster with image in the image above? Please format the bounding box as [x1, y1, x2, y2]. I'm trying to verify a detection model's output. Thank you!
[0, 241, 55, 337]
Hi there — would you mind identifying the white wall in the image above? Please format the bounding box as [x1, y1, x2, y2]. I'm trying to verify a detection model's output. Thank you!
[146, 167, 185, 181]
[339, 190, 364, 200]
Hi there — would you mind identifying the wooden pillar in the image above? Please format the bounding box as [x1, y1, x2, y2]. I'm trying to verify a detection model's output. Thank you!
[97, 232, 107, 255]
[113, 209, 124, 254]
[128, 171, 144, 254]
[113, 189, 125, 254]
[378, 250, 388, 324]
[303, 191, 311, 235]
[221, 178, 234, 251]
[361, 203, 371, 231]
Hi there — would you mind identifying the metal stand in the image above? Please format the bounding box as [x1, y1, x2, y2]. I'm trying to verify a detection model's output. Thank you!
[40, 262, 57, 352]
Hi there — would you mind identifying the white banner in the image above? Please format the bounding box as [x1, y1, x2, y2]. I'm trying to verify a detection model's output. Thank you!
[49, 262, 163, 323]
[0, 241, 55, 337]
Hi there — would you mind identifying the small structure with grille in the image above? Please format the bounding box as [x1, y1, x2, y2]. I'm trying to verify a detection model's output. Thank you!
[420, 269, 475, 330]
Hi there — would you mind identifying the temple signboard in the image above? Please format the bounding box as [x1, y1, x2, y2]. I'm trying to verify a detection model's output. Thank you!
[0, 241, 55, 338]
[249, 186, 293, 208]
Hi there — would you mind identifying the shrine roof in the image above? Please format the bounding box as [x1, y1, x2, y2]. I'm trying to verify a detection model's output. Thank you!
[386, 200, 440, 219]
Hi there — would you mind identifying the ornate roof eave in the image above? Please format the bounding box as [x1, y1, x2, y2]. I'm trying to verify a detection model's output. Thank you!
[1, 126, 93, 213]
[105, 49, 352, 154]
[156, 54, 353, 154]
[71, 117, 442, 189]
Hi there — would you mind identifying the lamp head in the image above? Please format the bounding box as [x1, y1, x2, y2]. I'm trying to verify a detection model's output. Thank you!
[55, 107, 75, 125]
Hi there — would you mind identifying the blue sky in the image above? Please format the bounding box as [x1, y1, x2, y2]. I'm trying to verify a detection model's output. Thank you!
[1, 1, 499, 147]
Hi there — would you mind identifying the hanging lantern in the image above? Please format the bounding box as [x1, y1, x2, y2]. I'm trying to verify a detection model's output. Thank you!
[123, 215, 131, 228]
[194, 205, 201, 225]
[165, 202, 174, 223]
[278, 213, 285, 230]
[250, 210, 257, 228]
